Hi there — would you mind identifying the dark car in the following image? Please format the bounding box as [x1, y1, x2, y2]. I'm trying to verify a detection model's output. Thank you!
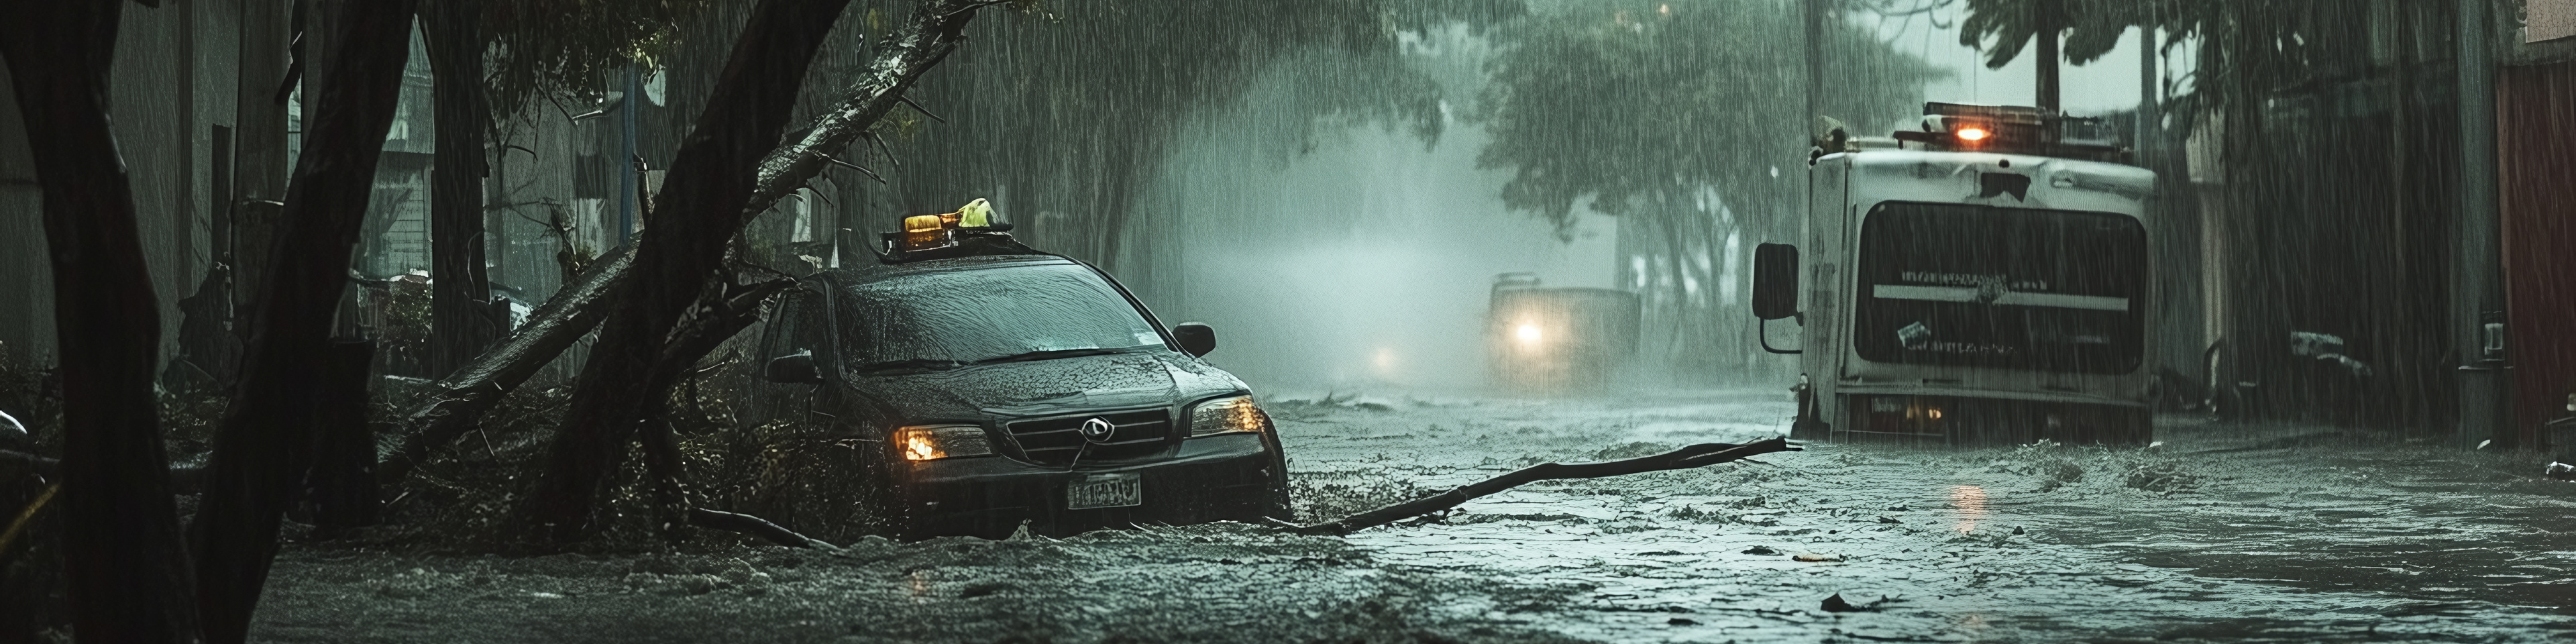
[745, 231, 1289, 541]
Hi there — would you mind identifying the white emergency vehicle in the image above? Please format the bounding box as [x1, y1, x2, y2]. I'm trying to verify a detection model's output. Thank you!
[1754, 103, 2155, 445]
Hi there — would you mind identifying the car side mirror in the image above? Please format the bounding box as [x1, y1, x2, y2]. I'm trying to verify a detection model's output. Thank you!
[1171, 322, 1216, 358]
[1752, 243, 1801, 321]
[763, 350, 824, 384]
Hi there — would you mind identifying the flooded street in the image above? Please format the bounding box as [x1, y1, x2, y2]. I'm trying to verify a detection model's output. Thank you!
[1280, 392, 2576, 643]
[254, 391, 2576, 643]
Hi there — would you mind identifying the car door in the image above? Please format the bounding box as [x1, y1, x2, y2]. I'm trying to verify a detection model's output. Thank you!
[751, 282, 834, 426]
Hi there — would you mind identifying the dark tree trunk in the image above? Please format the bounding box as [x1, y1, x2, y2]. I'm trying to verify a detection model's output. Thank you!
[230, 0, 294, 352]
[184, 0, 421, 641]
[424, 0, 496, 378]
[519, 0, 859, 544]
[307, 339, 380, 530]
[0, 1, 202, 641]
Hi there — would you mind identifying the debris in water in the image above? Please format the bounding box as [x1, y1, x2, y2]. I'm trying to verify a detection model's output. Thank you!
[1666, 618, 1699, 626]
[1793, 553, 1843, 562]
[1821, 593, 1896, 612]
[1279, 438, 1798, 535]
[2546, 462, 2574, 481]
[1742, 545, 1780, 555]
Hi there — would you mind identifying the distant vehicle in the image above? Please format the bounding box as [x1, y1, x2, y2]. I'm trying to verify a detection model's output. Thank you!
[1755, 103, 2156, 445]
[1486, 273, 1640, 392]
[748, 201, 1289, 539]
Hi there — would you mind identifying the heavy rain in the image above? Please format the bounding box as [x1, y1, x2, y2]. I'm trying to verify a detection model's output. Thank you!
[0, 1, 2572, 643]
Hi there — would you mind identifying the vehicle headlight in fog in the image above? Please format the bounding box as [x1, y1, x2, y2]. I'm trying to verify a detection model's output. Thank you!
[896, 425, 993, 461]
[1187, 395, 1270, 437]
[1515, 323, 1544, 344]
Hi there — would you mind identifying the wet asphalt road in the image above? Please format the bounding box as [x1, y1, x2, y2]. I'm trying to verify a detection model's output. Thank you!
[254, 390, 2576, 643]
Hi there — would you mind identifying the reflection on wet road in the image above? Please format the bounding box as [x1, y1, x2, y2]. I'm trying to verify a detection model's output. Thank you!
[1275, 392, 2576, 643]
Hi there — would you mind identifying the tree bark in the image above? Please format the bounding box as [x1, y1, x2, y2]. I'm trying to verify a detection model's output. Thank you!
[185, 0, 421, 641]
[307, 339, 380, 530]
[424, 0, 498, 378]
[0, 1, 203, 640]
[373, 243, 631, 486]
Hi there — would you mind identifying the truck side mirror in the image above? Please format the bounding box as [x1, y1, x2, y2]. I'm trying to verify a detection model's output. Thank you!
[1752, 243, 1801, 321]
[763, 349, 824, 384]
[1171, 322, 1217, 358]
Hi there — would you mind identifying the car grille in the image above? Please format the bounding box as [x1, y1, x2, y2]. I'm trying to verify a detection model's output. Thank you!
[1005, 409, 1172, 466]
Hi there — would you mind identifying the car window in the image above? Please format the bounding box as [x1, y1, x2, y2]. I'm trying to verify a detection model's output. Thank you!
[837, 261, 1167, 371]
[761, 286, 833, 365]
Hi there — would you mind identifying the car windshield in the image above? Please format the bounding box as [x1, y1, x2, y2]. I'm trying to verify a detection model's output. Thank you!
[837, 260, 1167, 371]
[1851, 201, 2147, 374]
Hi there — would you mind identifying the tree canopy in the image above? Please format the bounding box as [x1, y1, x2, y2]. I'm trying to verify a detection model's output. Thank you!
[1477, 0, 1942, 232]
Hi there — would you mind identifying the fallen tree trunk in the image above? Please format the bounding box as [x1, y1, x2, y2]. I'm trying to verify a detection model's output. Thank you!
[374, 244, 633, 486]
[1284, 438, 1801, 536]
[376, 0, 997, 491]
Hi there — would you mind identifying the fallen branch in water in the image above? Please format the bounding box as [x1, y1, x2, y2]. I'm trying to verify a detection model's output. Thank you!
[687, 507, 840, 550]
[1280, 437, 1801, 536]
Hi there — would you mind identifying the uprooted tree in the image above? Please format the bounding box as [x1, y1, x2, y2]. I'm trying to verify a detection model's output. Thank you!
[510, 0, 1010, 545]
[366, 0, 1009, 511]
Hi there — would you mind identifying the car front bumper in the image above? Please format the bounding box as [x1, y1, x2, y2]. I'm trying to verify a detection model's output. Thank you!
[888, 433, 1278, 539]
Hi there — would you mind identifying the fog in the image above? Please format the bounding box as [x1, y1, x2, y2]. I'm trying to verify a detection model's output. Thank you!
[1146, 33, 1617, 392]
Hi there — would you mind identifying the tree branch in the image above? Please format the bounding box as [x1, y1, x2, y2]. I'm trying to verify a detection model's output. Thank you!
[743, 0, 996, 217]
[1282, 438, 1800, 536]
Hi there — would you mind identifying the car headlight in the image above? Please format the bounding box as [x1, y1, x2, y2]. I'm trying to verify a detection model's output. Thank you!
[896, 425, 994, 461]
[1187, 395, 1271, 437]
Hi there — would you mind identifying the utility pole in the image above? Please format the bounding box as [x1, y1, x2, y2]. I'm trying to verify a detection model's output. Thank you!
[1805, 0, 1825, 129]
[2136, 25, 2157, 162]
[2454, 0, 2508, 447]
[2035, 0, 2061, 113]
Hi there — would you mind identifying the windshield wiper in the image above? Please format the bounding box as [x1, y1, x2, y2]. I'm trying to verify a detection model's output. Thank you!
[853, 358, 968, 373]
[971, 347, 1128, 366]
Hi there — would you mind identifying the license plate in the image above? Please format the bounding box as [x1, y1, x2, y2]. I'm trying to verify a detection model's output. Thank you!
[1066, 473, 1142, 510]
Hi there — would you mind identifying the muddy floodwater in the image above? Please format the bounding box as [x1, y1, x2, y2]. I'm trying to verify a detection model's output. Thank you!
[254, 392, 2576, 643]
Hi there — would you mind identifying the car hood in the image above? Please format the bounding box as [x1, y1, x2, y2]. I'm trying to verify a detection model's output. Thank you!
[841, 350, 1244, 424]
